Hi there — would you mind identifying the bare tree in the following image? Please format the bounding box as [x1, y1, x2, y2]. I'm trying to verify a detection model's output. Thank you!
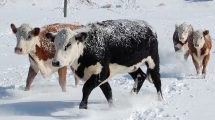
[64, 0, 67, 17]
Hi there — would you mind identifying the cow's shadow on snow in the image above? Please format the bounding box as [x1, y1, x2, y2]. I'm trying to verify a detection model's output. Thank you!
[161, 73, 185, 80]
[0, 100, 102, 119]
[0, 86, 15, 99]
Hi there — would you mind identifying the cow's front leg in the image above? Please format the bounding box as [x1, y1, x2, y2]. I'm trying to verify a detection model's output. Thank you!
[79, 75, 100, 109]
[129, 68, 147, 94]
[184, 50, 190, 60]
[99, 82, 113, 107]
[70, 66, 80, 86]
[25, 66, 38, 91]
[58, 66, 67, 92]
[191, 54, 201, 74]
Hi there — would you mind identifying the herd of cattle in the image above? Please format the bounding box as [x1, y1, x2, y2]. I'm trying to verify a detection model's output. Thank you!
[10, 19, 212, 109]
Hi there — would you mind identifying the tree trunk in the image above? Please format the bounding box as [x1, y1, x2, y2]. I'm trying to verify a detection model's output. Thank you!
[64, 0, 67, 17]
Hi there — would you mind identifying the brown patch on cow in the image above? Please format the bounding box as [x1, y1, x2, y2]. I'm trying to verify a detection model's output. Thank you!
[35, 23, 82, 61]
[201, 33, 212, 55]
[35, 44, 55, 61]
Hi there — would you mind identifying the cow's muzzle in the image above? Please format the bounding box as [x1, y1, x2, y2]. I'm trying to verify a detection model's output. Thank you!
[14, 47, 23, 54]
[52, 61, 60, 67]
[194, 44, 200, 47]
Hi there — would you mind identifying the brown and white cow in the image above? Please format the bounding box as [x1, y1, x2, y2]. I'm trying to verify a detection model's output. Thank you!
[173, 23, 193, 60]
[188, 30, 212, 78]
[10, 23, 81, 91]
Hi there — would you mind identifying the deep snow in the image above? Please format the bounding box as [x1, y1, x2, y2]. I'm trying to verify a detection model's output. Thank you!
[0, 0, 215, 120]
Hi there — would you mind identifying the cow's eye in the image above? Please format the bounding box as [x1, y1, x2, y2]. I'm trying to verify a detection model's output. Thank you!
[27, 35, 32, 40]
[64, 42, 71, 51]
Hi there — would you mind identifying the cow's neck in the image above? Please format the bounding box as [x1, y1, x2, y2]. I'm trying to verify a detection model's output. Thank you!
[70, 41, 85, 70]
[29, 37, 41, 55]
[195, 47, 201, 57]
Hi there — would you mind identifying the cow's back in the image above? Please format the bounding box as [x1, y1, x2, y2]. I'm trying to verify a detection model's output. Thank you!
[84, 20, 157, 66]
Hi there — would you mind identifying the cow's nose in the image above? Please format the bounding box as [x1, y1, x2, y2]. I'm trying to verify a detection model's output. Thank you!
[15, 47, 22, 54]
[195, 44, 199, 47]
[52, 61, 60, 67]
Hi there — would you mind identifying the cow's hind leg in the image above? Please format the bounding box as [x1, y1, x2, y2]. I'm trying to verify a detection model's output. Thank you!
[25, 66, 38, 91]
[147, 67, 163, 101]
[202, 54, 210, 78]
[58, 66, 67, 92]
[129, 68, 147, 94]
[100, 82, 113, 106]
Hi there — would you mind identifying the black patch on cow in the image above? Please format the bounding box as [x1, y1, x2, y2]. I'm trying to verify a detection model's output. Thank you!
[45, 32, 55, 42]
[75, 32, 88, 42]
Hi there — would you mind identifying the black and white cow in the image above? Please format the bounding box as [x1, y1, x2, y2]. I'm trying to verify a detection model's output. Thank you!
[46, 19, 163, 109]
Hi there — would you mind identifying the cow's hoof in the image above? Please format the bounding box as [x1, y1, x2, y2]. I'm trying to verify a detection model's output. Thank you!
[62, 88, 66, 92]
[79, 102, 87, 109]
[24, 87, 30, 91]
[108, 100, 114, 108]
[158, 91, 164, 101]
[130, 89, 138, 95]
[202, 73, 206, 79]
[61, 86, 66, 92]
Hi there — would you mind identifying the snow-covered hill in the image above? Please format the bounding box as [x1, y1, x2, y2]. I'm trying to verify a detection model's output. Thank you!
[0, 0, 215, 120]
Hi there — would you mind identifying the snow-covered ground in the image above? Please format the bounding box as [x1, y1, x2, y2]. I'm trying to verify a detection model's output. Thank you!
[0, 0, 215, 119]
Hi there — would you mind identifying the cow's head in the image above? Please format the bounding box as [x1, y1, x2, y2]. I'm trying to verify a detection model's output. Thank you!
[175, 23, 193, 43]
[46, 28, 85, 67]
[193, 30, 209, 48]
[10, 23, 40, 54]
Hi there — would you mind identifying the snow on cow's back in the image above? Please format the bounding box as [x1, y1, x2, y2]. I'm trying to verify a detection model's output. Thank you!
[75, 19, 157, 60]
[86, 19, 157, 46]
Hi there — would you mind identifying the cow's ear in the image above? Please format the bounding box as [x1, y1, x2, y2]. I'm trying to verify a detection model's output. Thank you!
[203, 30, 209, 36]
[32, 27, 40, 36]
[45, 32, 56, 42]
[189, 24, 193, 31]
[75, 32, 87, 42]
[11, 23, 17, 34]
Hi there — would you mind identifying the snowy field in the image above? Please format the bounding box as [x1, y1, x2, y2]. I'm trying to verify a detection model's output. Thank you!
[0, 0, 215, 120]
